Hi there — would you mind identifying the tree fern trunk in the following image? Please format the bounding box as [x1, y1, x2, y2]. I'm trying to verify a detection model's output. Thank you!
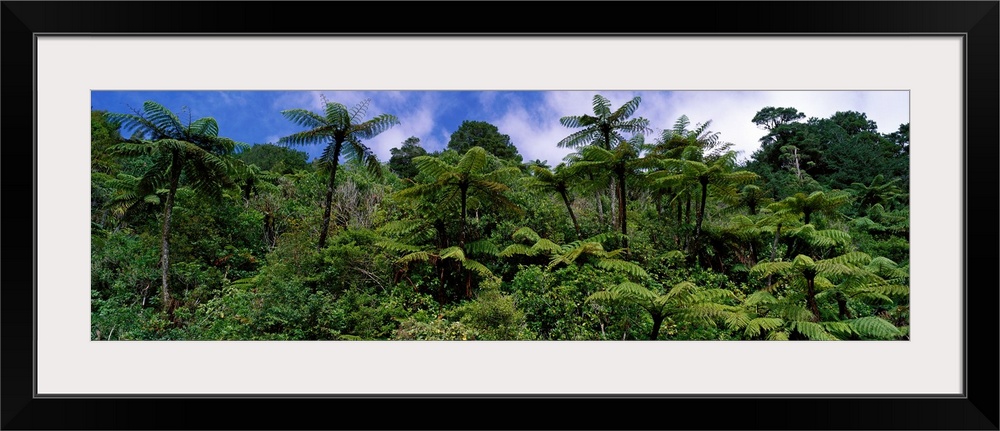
[692, 179, 708, 253]
[437, 263, 447, 304]
[616, 169, 627, 249]
[263, 211, 276, 250]
[607, 180, 616, 232]
[317, 141, 343, 250]
[837, 292, 852, 319]
[676, 194, 683, 247]
[649, 314, 665, 340]
[160, 153, 182, 311]
[560, 190, 582, 239]
[806, 277, 820, 321]
[459, 185, 468, 248]
[768, 223, 782, 286]
[685, 194, 692, 225]
[654, 190, 663, 217]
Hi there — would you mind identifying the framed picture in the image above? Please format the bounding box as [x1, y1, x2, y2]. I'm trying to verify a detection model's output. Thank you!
[4, 2, 996, 429]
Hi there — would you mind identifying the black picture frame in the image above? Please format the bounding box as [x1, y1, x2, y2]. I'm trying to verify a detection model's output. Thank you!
[2, 1, 997, 429]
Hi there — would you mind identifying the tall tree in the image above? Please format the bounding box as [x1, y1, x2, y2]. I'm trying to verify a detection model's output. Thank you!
[105, 101, 242, 312]
[388, 136, 428, 180]
[751, 106, 806, 131]
[447, 120, 522, 163]
[525, 163, 582, 239]
[558, 94, 651, 236]
[566, 135, 649, 247]
[278, 97, 399, 249]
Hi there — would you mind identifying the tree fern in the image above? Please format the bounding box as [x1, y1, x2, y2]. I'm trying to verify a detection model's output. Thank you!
[847, 316, 902, 340]
[587, 279, 732, 340]
[278, 96, 399, 249]
[103, 101, 243, 311]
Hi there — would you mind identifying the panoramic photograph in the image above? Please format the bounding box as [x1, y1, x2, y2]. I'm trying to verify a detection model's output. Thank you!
[89, 90, 910, 341]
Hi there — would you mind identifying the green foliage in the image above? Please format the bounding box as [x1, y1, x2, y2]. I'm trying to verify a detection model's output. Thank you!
[388, 136, 428, 180]
[447, 120, 522, 163]
[278, 96, 399, 249]
[91, 98, 908, 342]
[450, 279, 532, 340]
[235, 143, 312, 174]
[392, 317, 478, 341]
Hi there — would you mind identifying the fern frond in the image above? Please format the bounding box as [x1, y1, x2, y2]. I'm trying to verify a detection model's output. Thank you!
[279, 108, 328, 130]
[595, 259, 649, 279]
[663, 281, 697, 301]
[439, 246, 466, 262]
[108, 141, 157, 157]
[767, 331, 790, 341]
[511, 226, 542, 243]
[188, 117, 219, 138]
[412, 155, 454, 180]
[457, 146, 488, 174]
[377, 240, 423, 254]
[749, 261, 792, 279]
[824, 251, 872, 267]
[498, 244, 532, 258]
[852, 292, 895, 304]
[609, 281, 657, 301]
[398, 251, 432, 265]
[867, 256, 902, 276]
[745, 290, 779, 306]
[725, 310, 753, 331]
[692, 288, 736, 303]
[586, 290, 621, 304]
[142, 100, 184, 136]
[278, 126, 336, 147]
[775, 303, 815, 322]
[556, 126, 597, 148]
[613, 96, 641, 120]
[348, 98, 371, 124]
[745, 317, 784, 338]
[529, 239, 562, 256]
[822, 321, 853, 338]
[681, 303, 731, 323]
[323, 101, 351, 128]
[353, 113, 400, 140]
[873, 284, 909, 297]
[465, 239, 499, 256]
[792, 321, 838, 340]
[377, 219, 425, 237]
[461, 259, 494, 279]
[848, 316, 901, 340]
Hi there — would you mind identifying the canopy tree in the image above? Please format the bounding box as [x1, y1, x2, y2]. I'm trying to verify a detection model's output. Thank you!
[447, 120, 522, 163]
[388, 136, 428, 180]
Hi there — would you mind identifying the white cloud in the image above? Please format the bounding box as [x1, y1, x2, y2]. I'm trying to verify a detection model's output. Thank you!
[268, 90, 909, 166]
[492, 103, 574, 165]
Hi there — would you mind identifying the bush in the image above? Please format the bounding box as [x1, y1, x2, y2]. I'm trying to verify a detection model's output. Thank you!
[449, 278, 533, 340]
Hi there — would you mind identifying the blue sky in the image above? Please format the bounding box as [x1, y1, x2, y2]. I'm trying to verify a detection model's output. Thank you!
[91, 90, 909, 165]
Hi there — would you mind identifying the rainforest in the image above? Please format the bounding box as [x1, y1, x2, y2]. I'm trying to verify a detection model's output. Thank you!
[90, 91, 910, 341]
